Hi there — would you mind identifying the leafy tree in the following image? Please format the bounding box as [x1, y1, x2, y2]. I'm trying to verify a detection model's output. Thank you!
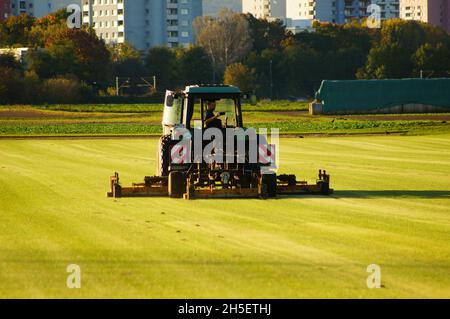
[109, 43, 144, 78]
[45, 39, 82, 78]
[27, 49, 56, 79]
[0, 14, 35, 47]
[0, 67, 21, 104]
[0, 53, 22, 71]
[178, 46, 213, 85]
[413, 43, 450, 77]
[284, 44, 322, 97]
[29, 10, 68, 47]
[246, 48, 288, 98]
[45, 28, 111, 85]
[145, 46, 177, 91]
[109, 42, 142, 62]
[223, 63, 256, 93]
[357, 19, 450, 79]
[244, 14, 288, 53]
[194, 9, 252, 80]
[108, 43, 145, 95]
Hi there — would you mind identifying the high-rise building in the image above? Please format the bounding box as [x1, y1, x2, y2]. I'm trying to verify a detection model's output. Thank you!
[1, 0, 11, 21]
[82, 0, 202, 50]
[242, 0, 286, 19]
[10, 0, 77, 17]
[400, 0, 450, 32]
[286, 0, 334, 22]
[286, 0, 400, 24]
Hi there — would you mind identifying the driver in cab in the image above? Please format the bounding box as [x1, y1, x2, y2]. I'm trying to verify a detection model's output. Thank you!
[204, 100, 225, 129]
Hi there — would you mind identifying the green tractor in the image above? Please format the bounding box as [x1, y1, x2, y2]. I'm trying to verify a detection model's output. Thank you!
[108, 85, 331, 199]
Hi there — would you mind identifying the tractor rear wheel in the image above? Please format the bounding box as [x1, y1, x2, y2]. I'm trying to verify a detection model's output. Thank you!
[261, 173, 277, 198]
[157, 135, 171, 177]
[168, 171, 186, 198]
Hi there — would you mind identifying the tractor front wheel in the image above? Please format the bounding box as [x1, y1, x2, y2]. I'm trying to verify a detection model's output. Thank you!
[157, 135, 171, 177]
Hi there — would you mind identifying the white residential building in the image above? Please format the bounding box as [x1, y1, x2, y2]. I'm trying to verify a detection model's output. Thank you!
[289, 0, 400, 23]
[10, 0, 77, 17]
[400, 0, 450, 33]
[82, 0, 202, 50]
[286, 0, 334, 22]
[242, 0, 286, 19]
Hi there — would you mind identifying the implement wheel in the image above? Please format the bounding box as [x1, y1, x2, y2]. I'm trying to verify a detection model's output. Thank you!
[168, 171, 186, 198]
[261, 174, 277, 198]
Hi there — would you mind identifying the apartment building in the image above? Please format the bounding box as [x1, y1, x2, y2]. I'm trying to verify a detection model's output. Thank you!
[82, 0, 202, 50]
[286, 0, 334, 22]
[10, 0, 76, 17]
[242, 0, 286, 19]
[1, 0, 11, 21]
[286, 0, 400, 24]
[400, 0, 450, 32]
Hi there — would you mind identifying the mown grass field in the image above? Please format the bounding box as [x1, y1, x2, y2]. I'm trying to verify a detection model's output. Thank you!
[0, 135, 449, 298]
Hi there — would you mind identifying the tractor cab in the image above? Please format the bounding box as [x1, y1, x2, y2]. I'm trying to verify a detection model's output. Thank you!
[162, 85, 243, 135]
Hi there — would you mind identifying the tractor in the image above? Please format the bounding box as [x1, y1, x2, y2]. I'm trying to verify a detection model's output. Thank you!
[108, 85, 332, 199]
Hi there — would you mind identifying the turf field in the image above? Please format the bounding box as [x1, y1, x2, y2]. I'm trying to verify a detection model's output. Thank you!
[0, 134, 449, 298]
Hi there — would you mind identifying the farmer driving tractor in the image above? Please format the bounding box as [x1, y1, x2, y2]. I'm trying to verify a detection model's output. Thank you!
[204, 100, 225, 129]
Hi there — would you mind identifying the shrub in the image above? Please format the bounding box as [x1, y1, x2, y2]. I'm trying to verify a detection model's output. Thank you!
[40, 76, 93, 104]
[0, 67, 21, 104]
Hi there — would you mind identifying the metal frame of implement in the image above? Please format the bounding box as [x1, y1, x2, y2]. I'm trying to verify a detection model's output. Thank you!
[107, 170, 333, 199]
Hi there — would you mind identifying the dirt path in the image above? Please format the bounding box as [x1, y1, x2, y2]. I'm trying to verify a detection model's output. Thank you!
[0, 109, 63, 118]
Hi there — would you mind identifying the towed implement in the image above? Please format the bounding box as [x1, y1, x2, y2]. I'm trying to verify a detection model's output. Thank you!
[107, 85, 332, 199]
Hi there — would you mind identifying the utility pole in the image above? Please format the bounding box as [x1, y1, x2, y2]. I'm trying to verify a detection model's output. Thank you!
[269, 59, 273, 100]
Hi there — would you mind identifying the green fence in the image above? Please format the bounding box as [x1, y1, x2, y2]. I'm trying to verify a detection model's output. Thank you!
[315, 78, 450, 113]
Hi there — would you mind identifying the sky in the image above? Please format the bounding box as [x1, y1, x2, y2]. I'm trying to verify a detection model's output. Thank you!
[203, 0, 241, 15]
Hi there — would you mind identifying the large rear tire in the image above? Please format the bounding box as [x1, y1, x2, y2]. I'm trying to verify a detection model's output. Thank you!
[168, 171, 186, 198]
[157, 135, 171, 177]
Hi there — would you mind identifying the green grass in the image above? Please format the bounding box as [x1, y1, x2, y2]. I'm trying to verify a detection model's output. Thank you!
[0, 119, 449, 136]
[0, 135, 449, 298]
[1, 103, 450, 136]
[0, 122, 162, 135]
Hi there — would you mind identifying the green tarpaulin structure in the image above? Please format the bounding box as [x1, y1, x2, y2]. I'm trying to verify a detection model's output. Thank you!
[315, 78, 450, 113]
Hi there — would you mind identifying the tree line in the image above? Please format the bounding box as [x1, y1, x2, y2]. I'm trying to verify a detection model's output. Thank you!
[1, 9, 449, 104]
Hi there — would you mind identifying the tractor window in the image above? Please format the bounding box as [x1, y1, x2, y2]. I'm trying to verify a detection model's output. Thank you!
[191, 98, 202, 127]
[215, 99, 237, 128]
[200, 98, 237, 129]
